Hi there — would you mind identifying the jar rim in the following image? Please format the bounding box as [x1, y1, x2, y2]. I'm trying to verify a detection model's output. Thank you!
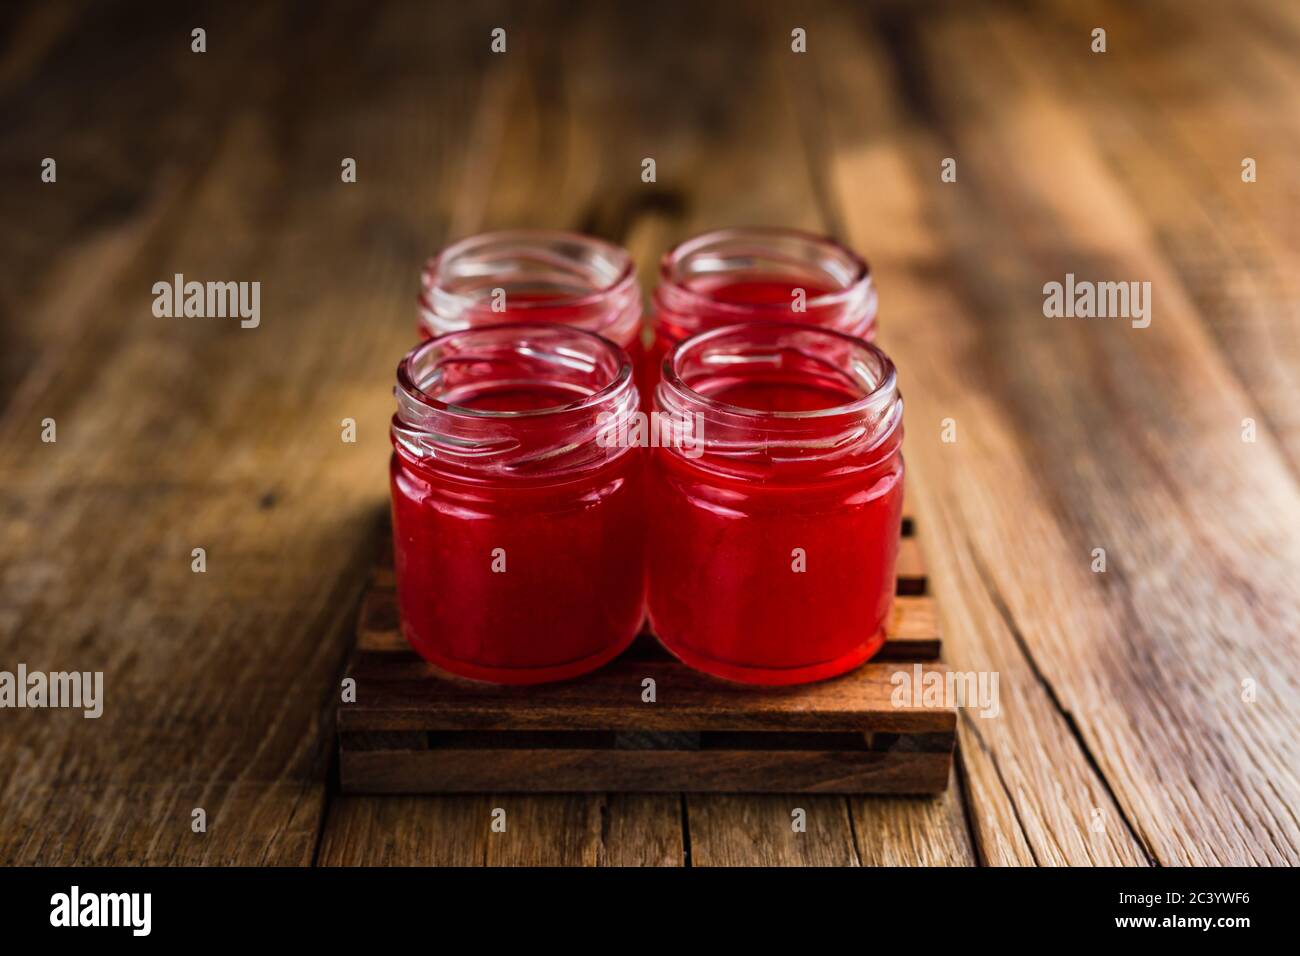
[657, 226, 873, 318]
[393, 323, 639, 480]
[658, 321, 898, 422]
[397, 322, 634, 422]
[420, 229, 639, 322]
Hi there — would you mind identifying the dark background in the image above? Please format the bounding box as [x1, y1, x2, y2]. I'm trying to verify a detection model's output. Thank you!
[1, 0, 1298, 865]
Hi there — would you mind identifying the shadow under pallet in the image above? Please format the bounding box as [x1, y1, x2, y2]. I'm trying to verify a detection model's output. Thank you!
[337, 512, 954, 794]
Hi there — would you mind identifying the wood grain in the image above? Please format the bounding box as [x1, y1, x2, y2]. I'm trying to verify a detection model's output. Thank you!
[687, 795, 862, 867]
[341, 745, 954, 795]
[0, 0, 506, 865]
[849, 782, 978, 867]
[318, 793, 684, 866]
[341, 661, 953, 734]
[801, 0, 1300, 864]
[2, 0, 1295, 866]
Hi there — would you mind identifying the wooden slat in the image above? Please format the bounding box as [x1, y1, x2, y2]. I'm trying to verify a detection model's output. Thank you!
[340, 657, 954, 734]
[877, 595, 941, 660]
[895, 536, 928, 595]
[340, 747, 952, 795]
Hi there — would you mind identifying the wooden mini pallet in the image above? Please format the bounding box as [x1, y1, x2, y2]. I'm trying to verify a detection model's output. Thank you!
[337, 512, 954, 794]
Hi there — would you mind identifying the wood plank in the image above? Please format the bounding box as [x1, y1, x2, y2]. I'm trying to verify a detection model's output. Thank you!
[1, 782, 323, 866]
[340, 746, 953, 795]
[341, 655, 954, 734]
[802, 3, 1155, 865]
[849, 777, 978, 866]
[597, 794, 685, 866]
[687, 795, 862, 867]
[805, 1, 1300, 864]
[895, 536, 928, 595]
[1037, 0, 1300, 475]
[23, 0, 1297, 868]
[0, 0, 503, 864]
[878, 595, 941, 660]
[317, 795, 493, 866]
[317, 793, 684, 866]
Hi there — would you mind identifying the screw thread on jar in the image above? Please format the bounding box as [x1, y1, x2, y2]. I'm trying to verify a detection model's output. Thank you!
[417, 231, 642, 351]
[653, 227, 877, 347]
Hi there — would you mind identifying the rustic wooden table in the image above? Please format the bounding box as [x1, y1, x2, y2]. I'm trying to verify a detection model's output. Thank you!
[2, 0, 1298, 866]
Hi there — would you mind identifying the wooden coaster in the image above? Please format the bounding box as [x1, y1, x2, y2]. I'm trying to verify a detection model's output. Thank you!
[337, 512, 954, 794]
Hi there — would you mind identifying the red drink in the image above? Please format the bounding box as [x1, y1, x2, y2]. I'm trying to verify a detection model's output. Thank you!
[647, 323, 904, 685]
[418, 230, 644, 366]
[390, 324, 644, 684]
[644, 228, 877, 399]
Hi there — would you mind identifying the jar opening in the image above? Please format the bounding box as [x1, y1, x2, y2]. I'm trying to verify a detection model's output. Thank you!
[656, 322, 901, 474]
[655, 228, 877, 341]
[418, 231, 642, 347]
[394, 324, 637, 478]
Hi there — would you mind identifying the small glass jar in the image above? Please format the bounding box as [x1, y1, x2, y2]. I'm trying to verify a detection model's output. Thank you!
[648, 322, 903, 685]
[644, 227, 876, 395]
[390, 324, 644, 684]
[418, 230, 644, 366]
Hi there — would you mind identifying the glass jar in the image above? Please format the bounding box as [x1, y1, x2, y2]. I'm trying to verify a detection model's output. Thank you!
[647, 322, 903, 685]
[390, 324, 644, 684]
[644, 227, 876, 396]
[418, 230, 644, 365]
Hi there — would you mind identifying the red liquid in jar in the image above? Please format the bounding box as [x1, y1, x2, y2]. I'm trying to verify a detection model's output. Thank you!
[421, 288, 646, 368]
[647, 347, 903, 685]
[391, 354, 645, 685]
[643, 279, 837, 402]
